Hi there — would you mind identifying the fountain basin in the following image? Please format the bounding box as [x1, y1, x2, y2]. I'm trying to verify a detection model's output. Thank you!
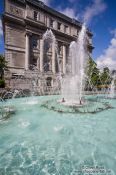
[0, 95, 116, 174]
[41, 96, 113, 114]
[0, 106, 16, 120]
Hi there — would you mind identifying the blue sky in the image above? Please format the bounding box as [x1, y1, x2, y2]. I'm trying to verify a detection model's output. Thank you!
[0, 0, 116, 69]
[0, 0, 4, 54]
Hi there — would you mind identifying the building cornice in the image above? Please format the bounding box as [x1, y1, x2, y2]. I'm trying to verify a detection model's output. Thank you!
[5, 45, 25, 52]
[3, 12, 94, 48]
[25, 0, 93, 36]
[13, 0, 26, 5]
[3, 13, 25, 26]
[26, 0, 82, 27]
[25, 17, 78, 40]
[7, 0, 93, 36]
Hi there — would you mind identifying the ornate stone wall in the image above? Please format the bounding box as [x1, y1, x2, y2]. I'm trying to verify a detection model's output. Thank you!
[5, 25, 25, 48]
[3, 0, 93, 92]
[5, 0, 25, 18]
[5, 24, 25, 68]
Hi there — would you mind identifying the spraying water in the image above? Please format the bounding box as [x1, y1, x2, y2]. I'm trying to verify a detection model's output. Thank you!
[61, 24, 88, 105]
[41, 26, 88, 104]
[110, 76, 115, 98]
[43, 29, 60, 72]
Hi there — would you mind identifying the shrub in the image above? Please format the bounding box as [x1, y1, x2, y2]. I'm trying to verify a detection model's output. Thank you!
[0, 79, 5, 88]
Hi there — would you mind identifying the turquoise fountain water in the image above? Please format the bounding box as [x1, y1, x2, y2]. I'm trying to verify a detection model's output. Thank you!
[0, 95, 116, 174]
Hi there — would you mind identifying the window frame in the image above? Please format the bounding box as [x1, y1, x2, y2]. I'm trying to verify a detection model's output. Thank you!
[34, 11, 38, 21]
[58, 22, 61, 30]
[64, 25, 68, 33]
[50, 18, 54, 28]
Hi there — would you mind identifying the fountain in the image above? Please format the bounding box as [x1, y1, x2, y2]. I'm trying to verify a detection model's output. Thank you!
[43, 29, 56, 48]
[43, 29, 57, 73]
[109, 75, 116, 98]
[61, 24, 87, 105]
[40, 25, 113, 113]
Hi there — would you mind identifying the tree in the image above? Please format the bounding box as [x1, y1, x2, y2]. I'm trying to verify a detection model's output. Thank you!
[85, 57, 101, 90]
[0, 55, 8, 80]
[100, 67, 111, 86]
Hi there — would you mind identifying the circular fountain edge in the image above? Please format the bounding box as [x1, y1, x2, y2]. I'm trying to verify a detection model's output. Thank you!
[41, 98, 114, 114]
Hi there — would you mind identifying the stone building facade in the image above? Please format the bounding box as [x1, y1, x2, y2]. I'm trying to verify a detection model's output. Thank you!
[3, 0, 93, 94]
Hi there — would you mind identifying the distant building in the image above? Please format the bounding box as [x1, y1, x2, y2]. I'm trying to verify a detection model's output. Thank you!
[3, 0, 93, 93]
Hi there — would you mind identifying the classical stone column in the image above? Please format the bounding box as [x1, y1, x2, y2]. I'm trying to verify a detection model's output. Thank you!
[40, 38, 44, 72]
[47, 17, 50, 27]
[37, 57, 39, 70]
[25, 33, 30, 70]
[36, 39, 39, 70]
[61, 24, 64, 33]
[63, 45, 66, 74]
[52, 42, 56, 74]
[53, 21, 57, 30]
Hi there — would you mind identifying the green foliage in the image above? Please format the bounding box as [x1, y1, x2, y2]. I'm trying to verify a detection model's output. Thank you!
[85, 57, 112, 90]
[100, 67, 111, 85]
[86, 57, 101, 90]
[0, 55, 8, 80]
[0, 79, 5, 88]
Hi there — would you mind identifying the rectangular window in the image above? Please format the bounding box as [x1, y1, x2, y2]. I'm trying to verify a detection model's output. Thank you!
[58, 42, 62, 55]
[32, 57, 37, 66]
[64, 25, 68, 33]
[50, 18, 54, 28]
[58, 22, 61, 30]
[32, 38, 38, 49]
[34, 11, 38, 21]
[31, 35, 38, 49]
[77, 29, 79, 35]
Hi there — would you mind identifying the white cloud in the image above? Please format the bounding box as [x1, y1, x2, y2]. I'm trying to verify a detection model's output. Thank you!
[0, 19, 3, 36]
[96, 31, 116, 70]
[58, 0, 107, 23]
[40, 0, 77, 18]
[39, 0, 51, 5]
[83, 0, 107, 23]
[110, 29, 116, 37]
[58, 7, 78, 19]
